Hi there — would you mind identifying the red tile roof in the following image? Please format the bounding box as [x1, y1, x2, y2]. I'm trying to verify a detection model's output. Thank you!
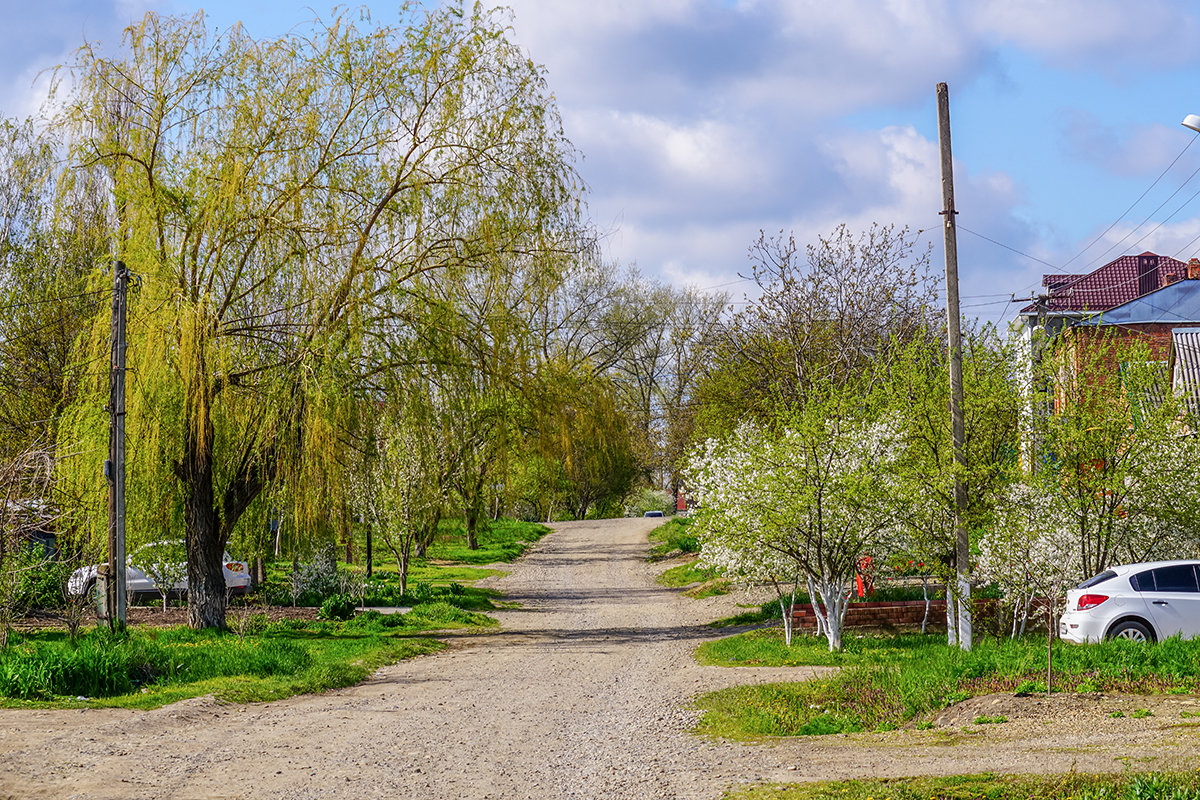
[1021, 252, 1188, 313]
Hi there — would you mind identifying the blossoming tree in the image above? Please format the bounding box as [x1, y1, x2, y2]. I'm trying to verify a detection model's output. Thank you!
[687, 383, 898, 651]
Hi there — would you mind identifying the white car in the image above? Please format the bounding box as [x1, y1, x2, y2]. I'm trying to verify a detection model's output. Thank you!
[1059, 560, 1200, 643]
[68, 542, 251, 602]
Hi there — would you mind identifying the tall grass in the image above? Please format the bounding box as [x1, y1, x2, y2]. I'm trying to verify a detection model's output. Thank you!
[0, 614, 464, 706]
[696, 630, 1200, 737]
[0, 628, 309, 700]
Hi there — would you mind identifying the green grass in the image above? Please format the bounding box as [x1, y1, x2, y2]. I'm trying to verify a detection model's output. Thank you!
[425, 518, 550, 564]
[684, 579, 732, 598]
[0, 603, 503, 708]
[694, 629, 1200, 738]
[708, 603, 783, 629]
[722, 772, 1200, 800]
[259, 517, 546, 607]
[405, 563, 503, 583]
[646, 517, 698, 561]
[658, 559, 719, 587]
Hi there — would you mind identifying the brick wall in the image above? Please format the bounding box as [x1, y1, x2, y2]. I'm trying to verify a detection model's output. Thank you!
[790, 599, 1050, 633]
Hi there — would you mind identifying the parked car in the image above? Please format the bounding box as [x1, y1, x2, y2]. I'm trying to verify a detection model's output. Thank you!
[67, 542, 251, 602]
[1059, 560, 1200, 643]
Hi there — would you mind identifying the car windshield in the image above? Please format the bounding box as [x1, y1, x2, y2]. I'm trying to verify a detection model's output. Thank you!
[1076, 570, 1117, 590]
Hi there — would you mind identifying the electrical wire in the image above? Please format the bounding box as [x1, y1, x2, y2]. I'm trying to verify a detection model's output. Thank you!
[1061, 130, 1199, 272]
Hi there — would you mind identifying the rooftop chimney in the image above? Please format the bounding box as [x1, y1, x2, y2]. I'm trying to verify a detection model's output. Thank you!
[1138, 254, 1160, 295]
[1189, 258, 1200, 280]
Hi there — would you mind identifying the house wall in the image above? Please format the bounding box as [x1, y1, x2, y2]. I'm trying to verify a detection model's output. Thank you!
[1055, 323, 1200, 413]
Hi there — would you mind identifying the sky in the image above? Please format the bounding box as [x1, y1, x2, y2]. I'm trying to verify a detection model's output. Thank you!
[7, 1, 1200, 327]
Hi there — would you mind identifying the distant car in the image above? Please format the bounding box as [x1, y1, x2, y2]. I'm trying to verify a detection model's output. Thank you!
[1059, 560, 1200, 643]
[67, 542, 251, 602]
[643, 510, 664, 518]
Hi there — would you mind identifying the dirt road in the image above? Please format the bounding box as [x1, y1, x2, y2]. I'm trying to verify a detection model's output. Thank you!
[1, 518, 1198, 800]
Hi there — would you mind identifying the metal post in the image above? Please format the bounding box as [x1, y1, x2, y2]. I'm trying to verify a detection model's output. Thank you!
[107, 260, 129, 629]
[937, 82, 971, 651]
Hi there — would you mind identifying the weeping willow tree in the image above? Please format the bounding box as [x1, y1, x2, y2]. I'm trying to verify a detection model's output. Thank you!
[55, 4, 583, 628]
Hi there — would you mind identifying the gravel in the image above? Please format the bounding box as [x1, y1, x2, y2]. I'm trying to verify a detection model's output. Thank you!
[1, 517, 1199, 799]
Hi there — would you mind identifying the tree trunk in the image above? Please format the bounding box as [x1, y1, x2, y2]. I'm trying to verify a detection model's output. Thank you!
[415, 508, 440, 558]
[819, 579, 851, 652]
[465, 508, 479, 551]
[176, 398, 271, 630]
[365, 524, 373, 579]
[946, 590, 958, 647]
[178, 438, 228, 633]
[398, 536, 412, 597]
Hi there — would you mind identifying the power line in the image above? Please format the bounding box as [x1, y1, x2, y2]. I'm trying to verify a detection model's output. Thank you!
[1061, 130, 1199, 272]
[957, 225, 1059, 270]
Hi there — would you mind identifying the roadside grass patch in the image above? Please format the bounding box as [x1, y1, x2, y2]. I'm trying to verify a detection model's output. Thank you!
[721, 771, 1200, 800]
[259, 517, 543, 607]
[646, 517, 698, 562]
[708, 603, 783, 629]
[404, 563, 502, 584]
[683, 579, 732, 598]
[695, 629, 1200, 738]
[426, 519, 549, 564]
[0, 605, 506, 708]
[658, 560, 719, 588]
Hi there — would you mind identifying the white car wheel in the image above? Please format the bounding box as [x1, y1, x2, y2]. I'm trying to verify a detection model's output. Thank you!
[1108, 620, 1153, 643]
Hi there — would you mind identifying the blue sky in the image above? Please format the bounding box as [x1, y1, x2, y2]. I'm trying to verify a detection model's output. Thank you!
[7, 1, 1200, 326]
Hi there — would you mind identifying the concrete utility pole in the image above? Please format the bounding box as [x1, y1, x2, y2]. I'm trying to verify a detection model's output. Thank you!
[106, 260, 130, 629]
[936, 82, 971, 651]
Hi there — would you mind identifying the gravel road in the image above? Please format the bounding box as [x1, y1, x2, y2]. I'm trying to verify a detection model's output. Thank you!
[1, 517, 1198, 800]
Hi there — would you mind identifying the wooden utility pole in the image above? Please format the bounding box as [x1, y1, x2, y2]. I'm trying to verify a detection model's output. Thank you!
[106, 260, 129, 628]
[936, 82, 971, 651]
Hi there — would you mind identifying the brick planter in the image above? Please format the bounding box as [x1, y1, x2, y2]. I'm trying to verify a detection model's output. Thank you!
[790, 598, 1035, 632]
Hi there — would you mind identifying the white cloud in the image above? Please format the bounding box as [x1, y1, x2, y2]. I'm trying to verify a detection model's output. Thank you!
[1061, 114, 1192, 177]
[970, 0, 1200, 68]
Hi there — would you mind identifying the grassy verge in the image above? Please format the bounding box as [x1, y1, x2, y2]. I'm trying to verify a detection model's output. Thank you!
[426, 518, 550, 564]
[0, 602, 499, 709]
[724, 772, 1200, 800]
[647, 517, 698, 562]
[261, 518, 549, 607]
[695, 629, 1200, 738]
[658, 560, 719, 587]
[708, 603, 782, 628]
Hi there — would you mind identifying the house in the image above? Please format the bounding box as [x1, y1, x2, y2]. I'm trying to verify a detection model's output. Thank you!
[1016, 253, 1196, 414]
[1017, 252, 1192, 339]
[1054, 273, 1200, 414]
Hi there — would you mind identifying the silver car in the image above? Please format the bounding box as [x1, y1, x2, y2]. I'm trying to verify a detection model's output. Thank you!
[67, 542, 251, 602]
[1059, 560, 1200, 643]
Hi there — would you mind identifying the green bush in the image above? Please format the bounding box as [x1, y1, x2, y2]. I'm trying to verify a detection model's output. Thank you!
[318, 594, 355, 621]
[11, 551, 73, 610]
